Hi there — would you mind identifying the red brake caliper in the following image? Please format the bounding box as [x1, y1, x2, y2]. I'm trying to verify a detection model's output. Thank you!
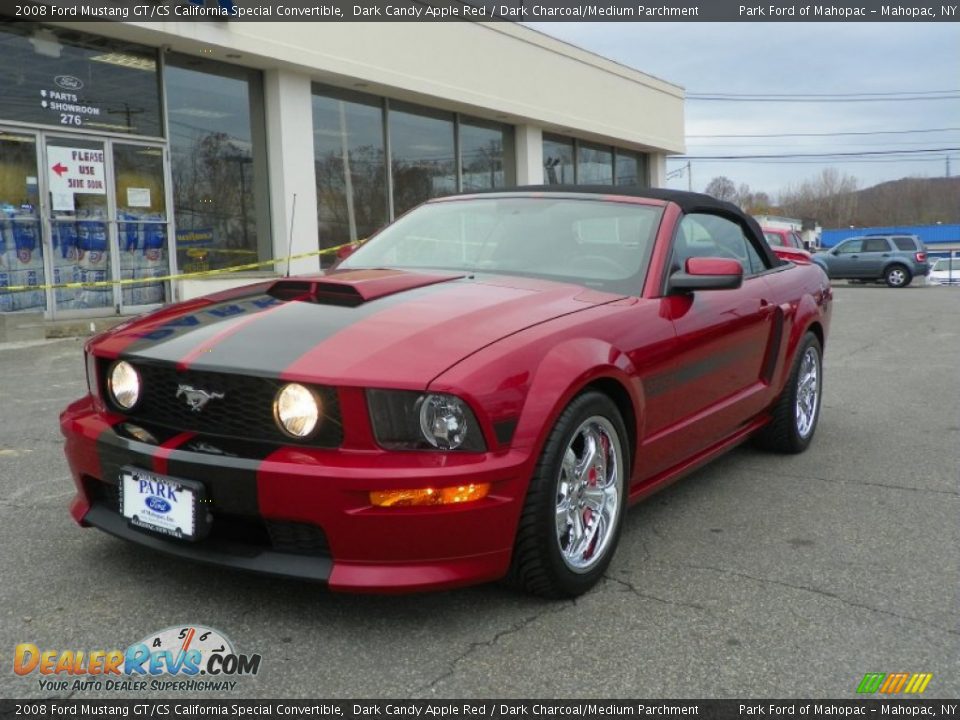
[582, 433, 608, 559]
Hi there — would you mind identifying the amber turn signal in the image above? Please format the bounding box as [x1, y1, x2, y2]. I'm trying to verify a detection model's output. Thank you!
[369, 483, 490, 508]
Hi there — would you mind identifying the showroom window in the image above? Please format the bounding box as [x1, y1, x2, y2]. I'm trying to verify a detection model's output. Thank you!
[615, 150, 647, 187]
[389, 102, 456, 217]
[165, 55, 271, 273]
[312, 86, 515, 254]
[312, 87, 389, 253]
[543, 134, 575, 185]
[544, 134, 649, 187]
[577, 142, 614, 184]
[460, 118, 515, 192]
[0, 22, 163, 137]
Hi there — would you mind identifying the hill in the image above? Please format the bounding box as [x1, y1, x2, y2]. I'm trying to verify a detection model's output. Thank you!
[849, 176, 960, 226]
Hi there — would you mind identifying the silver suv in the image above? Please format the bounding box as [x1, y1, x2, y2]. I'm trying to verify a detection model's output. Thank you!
[813, 234, 929, 288]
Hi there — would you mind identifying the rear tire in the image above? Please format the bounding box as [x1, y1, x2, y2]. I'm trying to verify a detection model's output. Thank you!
[506, 392, 629, 598]
[885, 264, 911, 288]
[755, 332, 822, 454]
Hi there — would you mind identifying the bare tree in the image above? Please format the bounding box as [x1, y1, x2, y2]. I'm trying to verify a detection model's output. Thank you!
[779, 168, 859, 228]
[704, 176, 738, 203]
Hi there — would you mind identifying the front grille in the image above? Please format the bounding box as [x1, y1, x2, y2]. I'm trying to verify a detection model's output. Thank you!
[101, 361, 342, 448]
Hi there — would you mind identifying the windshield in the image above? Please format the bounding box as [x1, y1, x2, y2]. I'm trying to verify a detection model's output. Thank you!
[339, 197, 664, 293]
[933, 258, 960, 272]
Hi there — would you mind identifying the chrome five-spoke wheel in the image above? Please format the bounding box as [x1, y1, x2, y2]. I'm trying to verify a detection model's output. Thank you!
[555, 416, 623, 573]
[507, 391, 629, 597]
[795, 346, 820, 439]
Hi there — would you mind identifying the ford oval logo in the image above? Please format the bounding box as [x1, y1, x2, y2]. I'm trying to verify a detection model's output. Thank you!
[145, 496, 171, 514]
[54, 75, 84, 91]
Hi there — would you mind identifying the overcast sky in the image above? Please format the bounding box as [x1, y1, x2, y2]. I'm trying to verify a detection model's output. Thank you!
[527, 22, 960, 199]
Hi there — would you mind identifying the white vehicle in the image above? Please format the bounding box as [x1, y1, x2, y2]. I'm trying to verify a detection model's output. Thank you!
[928, 257, 960, 286]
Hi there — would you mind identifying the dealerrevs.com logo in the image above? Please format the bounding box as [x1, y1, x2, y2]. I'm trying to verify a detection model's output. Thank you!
[13, 625, 261, 693]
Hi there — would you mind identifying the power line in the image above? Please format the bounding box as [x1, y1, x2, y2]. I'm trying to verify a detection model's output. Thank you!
[687, 127, 960, 139]
[688, 95, 960, 103]
[674, 148, 960, 160]
[676, 156, 958, 165]
[687, 89, 959, 98]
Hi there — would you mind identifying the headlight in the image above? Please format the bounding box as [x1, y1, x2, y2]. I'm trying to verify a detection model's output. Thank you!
[418, 394, 470, 449]
[274, 383, 321, 438]
[367, 390, 485, 451]
[108, 360, 141, 410]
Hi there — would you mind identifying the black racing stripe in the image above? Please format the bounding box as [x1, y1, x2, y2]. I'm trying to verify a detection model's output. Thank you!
[177, 282, 456, 378]
[92, 425, 264, 519]
[119, 293, 283, 361]
[164, 452, 260, 519]
[646, 343, 757, 399]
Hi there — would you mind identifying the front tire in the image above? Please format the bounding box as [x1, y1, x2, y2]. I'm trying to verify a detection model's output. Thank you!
[885, 264, 912, 288]
[506, 392, 629, 598]
[755, 332, 823, 454]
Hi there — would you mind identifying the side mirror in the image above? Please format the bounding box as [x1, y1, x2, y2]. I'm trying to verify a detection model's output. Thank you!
[669, 257, 743, 292]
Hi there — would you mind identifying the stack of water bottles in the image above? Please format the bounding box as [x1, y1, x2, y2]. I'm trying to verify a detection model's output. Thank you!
[120, 212, 167, 306]
[0, 205, 45, 312]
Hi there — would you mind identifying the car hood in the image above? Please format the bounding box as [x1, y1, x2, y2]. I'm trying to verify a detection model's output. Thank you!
[92, 269, 624, 387]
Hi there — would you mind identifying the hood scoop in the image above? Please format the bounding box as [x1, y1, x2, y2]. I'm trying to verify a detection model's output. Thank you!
[267, 269, 465, 306]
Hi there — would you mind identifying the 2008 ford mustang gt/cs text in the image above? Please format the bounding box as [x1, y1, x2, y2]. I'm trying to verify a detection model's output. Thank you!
[61, 187, 832, 597]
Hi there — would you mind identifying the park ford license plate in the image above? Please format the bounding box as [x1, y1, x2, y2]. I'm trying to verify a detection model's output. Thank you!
[120, 468, 203, 541]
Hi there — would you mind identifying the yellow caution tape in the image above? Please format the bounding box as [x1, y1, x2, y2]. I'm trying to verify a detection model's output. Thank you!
[0, 243, 355, 293]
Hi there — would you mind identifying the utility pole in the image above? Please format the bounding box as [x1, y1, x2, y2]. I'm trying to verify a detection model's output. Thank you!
[947, 156, 952, 178]
[687, 161, 692, 192]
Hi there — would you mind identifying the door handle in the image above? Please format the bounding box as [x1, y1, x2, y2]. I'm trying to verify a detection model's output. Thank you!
[881, 254, 890, 257]
[850, 255, 859, 259]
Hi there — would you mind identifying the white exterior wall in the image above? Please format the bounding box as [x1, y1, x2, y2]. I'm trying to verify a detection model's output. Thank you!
[55, 21, 684, 299]
[66, 21, 685, 154]
[262, 69, 321, 276]
[514, 125, 544, 185]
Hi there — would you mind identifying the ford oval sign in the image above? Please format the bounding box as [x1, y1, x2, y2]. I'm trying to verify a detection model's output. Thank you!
[54, 75, 84, 91]
[145, 496, 172, 514]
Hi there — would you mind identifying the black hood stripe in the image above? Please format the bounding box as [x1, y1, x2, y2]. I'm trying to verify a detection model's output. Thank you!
[119, 293, 283, 360]
[152, 282, 456, 378]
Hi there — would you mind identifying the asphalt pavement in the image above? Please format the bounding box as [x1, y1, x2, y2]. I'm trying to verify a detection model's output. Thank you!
[0, 285, 957, 700]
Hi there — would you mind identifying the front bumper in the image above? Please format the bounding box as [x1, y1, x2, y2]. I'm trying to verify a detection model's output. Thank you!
[61, 396, 530, 593]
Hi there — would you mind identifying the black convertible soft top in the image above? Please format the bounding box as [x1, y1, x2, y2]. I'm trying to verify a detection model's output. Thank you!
[458, 185, 782, 268]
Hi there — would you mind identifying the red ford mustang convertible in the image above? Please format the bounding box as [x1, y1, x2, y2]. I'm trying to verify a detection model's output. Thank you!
[61, 187, 832, 597]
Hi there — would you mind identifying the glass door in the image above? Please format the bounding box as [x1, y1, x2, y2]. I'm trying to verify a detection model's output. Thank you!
[38, 135, 171, 318]
[44, 135, 115, 316]
[112, 142, 170, 312]
[0, 129, 46, 314]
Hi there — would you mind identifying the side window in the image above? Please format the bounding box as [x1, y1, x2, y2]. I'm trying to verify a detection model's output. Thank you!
[764, 231, 783, 247]
[835, 239, 863, 254]
[892, 237, 917, 251]
[791, 232, 804, 249]
[674, 213, 769, 276]
[863, 238, 890, 253]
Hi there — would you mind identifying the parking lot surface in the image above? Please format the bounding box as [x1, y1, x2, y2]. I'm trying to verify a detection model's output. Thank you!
[1, 286, 957, 699]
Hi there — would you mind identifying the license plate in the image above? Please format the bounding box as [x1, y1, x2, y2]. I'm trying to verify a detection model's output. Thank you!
[120, 469, 205, 541]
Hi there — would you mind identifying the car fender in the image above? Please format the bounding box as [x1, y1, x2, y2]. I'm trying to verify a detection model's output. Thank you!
[430, 334, 643, 469]
[773, 288, 829, 395]
[509, 337, 642, 458]
[881, 258, 912, 275]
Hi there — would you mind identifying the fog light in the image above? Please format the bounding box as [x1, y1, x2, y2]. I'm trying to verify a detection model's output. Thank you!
[108, 360, 140, 410]
[274, 383, 321, 438]
[369, 483, 490, 508]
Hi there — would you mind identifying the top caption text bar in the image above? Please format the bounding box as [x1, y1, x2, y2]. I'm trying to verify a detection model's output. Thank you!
[4, 0, 960, 21]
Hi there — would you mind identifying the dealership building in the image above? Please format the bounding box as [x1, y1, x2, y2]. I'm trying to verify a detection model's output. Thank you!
[0, 19, 685, 319]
